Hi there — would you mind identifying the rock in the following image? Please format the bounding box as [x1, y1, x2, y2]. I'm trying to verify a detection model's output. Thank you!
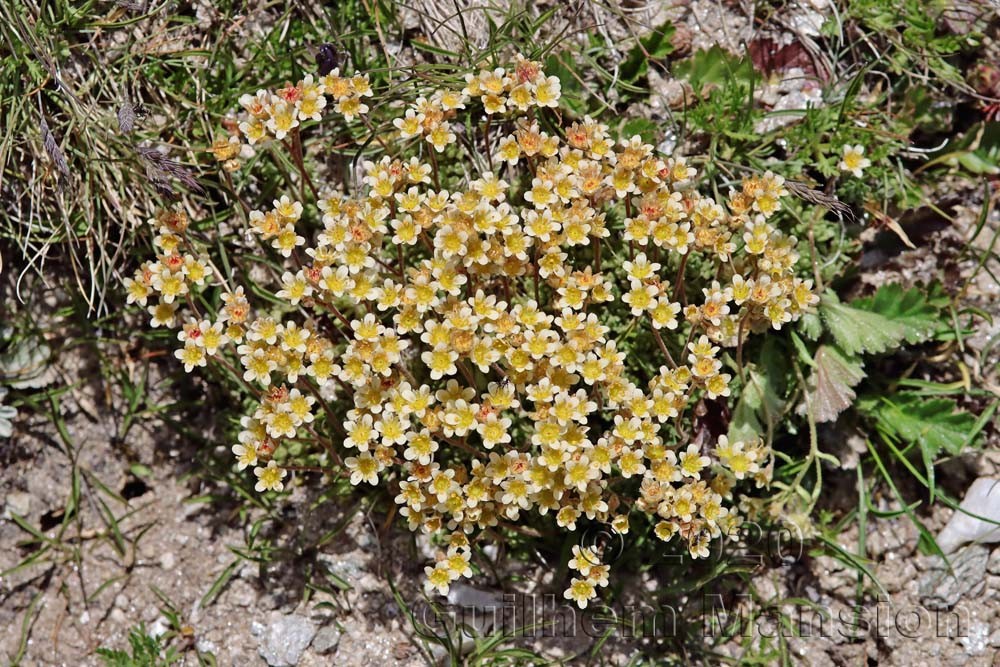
[481, 544, 499, 562]
[444, 583, 507, 636]
[196, 638, 217, 654]
[919, 543, 990, 610]
[987, 548, 1000, 576]
[876, 558, 918, 594]
[936, 477, 1000, 553]
[355, 572, 382, 593]
[159, 551, 176, 571]
[813, 555, 856, 593]
[312, 625, 341, 654]
[317, 553, 365, 588]
[228, 579, 257, 608]
[354, 525, 376, 551]
[3, 491, 31, 518]
[867, 518, 917, 558]
[415, 533, 437, 561]
[257, 612, 316, 667]
[960, 620, 991, 656]
[647, 70, 694, 111]
[149, 616, 170, 638]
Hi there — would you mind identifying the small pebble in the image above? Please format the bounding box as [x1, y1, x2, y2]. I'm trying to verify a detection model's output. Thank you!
[159, 552, 176, 571]
[312, 625, 341, 654]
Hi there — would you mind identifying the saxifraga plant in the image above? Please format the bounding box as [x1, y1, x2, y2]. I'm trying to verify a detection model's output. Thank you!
[123, 55, 824, 608]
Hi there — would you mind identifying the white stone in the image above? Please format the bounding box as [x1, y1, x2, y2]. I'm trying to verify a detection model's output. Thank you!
[257, 613, 316, 667]
[937, 477, 1000, 553]
[159, 552, 176, 571]
[3, 491, 31, 518]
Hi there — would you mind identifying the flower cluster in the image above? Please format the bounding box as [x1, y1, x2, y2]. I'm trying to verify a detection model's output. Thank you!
[564, 545, 611, 608]
[235, 70, 373, 146]
[127, 57, 819, 607]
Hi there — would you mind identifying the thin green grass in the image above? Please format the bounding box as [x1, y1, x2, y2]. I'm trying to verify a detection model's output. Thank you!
[0, 0, 386, 314]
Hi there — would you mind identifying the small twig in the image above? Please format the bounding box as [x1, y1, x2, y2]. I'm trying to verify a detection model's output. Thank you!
[651, 327, 678, 369]
[287, 128, 319, 201]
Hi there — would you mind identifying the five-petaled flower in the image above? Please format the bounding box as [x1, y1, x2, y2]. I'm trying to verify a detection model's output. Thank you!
[838, 144, 871, 177]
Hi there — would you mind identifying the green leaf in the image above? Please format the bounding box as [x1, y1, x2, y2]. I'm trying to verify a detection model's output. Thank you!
[620, 117, 658, 144]
[819, 283, 946, 356]
[924, 122, 1000, 175]
[543, 54, 586, 114]
[861, 392, 981, 459]
[642, 22, 676, 59]
[819, 292, 907, 356]
[852, 283, 947, 344]
[620, 22, 675, 85]
[97, 625, 165, 667]
[129, 463, 153, 479]
[673, 45, 745, 95]
[798, 311, 823, 341]
[729, 339, 786, 441]
[804, 345, 866, 423]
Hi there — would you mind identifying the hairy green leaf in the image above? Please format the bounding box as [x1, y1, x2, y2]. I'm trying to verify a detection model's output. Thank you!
[861, 392, 981, 460]
[819, 283, 945, 356]
[804, 345, 866, 423]
[819, 292, 907, 356]
[797, 311, 823, 341]
[852, 283, 947, 344]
